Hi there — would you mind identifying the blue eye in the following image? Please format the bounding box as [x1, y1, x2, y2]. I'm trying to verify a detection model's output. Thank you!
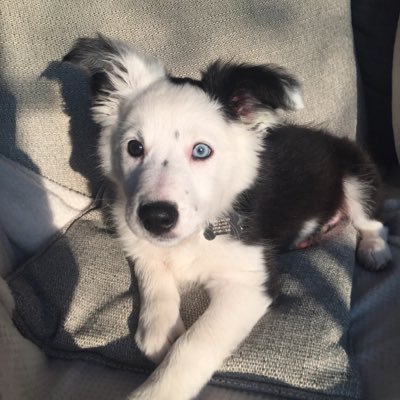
[192, 143, 212, 160]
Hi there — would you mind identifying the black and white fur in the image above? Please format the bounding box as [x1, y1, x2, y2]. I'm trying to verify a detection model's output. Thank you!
[64, 35, 391, 400]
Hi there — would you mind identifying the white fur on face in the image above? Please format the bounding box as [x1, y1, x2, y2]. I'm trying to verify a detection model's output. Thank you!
[100, 80, 264, 245]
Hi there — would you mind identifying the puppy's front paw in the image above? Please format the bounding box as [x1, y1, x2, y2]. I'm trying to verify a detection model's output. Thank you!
[135, 304, 185, 363]
[357, 236, 392, 271]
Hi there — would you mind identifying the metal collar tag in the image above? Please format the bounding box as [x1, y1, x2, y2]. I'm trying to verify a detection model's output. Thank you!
[204, 211, 244, 240]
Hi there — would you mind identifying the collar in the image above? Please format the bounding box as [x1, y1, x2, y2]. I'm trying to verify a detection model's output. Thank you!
[203, 211, 244, 241]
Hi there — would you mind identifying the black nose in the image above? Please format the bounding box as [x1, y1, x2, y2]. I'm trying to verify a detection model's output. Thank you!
[137, 201, 178, 236]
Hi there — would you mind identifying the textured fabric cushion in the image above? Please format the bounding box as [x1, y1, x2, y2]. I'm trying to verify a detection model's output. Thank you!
[0, 0, 357, 196]
[8, 207, 362, 399]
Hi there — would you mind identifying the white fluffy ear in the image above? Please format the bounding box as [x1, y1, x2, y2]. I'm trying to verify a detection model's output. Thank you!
[63, 34, 166, 126]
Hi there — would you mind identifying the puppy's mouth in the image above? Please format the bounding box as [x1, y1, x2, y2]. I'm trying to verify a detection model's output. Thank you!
[145, 232, 181, 246]
[134, 222, 187, 247]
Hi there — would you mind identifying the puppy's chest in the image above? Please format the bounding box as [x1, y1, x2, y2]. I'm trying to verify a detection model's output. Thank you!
[156, 235, 266, 285]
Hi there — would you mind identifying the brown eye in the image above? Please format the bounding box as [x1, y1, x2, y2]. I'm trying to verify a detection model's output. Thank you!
[127, 140, 144, 158]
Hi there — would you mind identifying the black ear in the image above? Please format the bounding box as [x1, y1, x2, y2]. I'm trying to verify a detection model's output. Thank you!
[63, 34, 125, 95]
[63, 34, 165, 126]
[201, 61, 303, 128]
[63, 34, 119, 71]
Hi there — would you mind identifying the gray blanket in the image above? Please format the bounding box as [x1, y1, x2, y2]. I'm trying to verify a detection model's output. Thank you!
[7, 206, 361, 399]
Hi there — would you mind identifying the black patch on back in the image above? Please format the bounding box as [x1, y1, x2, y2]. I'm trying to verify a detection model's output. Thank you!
[228, 124, 381, 300]
[236, 125, 380, 249]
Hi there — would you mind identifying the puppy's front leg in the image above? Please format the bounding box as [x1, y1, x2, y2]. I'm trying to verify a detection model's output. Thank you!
[134, 260, 185, 364]
[131, 281, 271, 400]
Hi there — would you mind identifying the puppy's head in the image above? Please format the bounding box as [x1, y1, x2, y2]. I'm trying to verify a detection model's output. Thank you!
[64, 35, 302, 245]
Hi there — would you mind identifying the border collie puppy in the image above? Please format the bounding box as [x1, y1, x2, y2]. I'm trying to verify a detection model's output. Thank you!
[64, 35, 391, 400]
